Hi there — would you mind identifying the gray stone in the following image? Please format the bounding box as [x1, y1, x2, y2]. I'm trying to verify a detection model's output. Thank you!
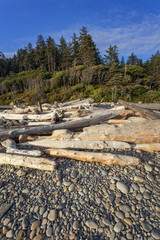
[102, 218, 110, 226]
[73, 220, 81, 230]
[141, 221, 152, 232]
[144, 164, 153, 172]
[0, 201, 13, 219]
[46, 226, 53, 237]
[131, 183, 139, 191]
[63, 181, 72, 187]
[6, 230, 14, 238]
[48, 209, 57, 221]
[116, 182, 129, 194]
[68, 184, 75, 192]
[151, 229, 160, 239]
[22, 217, 28, 228]
[85, 220, 98, 229]
[114, 222, 123, 233]
[119, 204, 131, 213]
[115, 211, 124, 219]
[147, 173, 154, 182]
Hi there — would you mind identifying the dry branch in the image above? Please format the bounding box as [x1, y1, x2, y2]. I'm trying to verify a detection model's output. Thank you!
[45, 149, 140, 166]
[0, 112, 57, 121]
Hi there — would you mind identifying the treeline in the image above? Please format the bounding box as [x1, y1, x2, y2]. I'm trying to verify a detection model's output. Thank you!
[0, 26, 160, 104]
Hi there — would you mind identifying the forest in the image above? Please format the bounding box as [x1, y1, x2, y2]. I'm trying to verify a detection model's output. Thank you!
[0, 26, 160, 105]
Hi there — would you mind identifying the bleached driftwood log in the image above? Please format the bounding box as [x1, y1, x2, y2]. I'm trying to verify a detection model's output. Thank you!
[21, 139, 131, 150]
[0, 112, 57, 121]
[1, 139, 42, 156]
[107, 117, 147, 125]
[134, 143, 160, 152]
[0, 112, 115, 140]
[119, 100, 160, 120]
[45, 149, 140, 166]
[77, 120, 160, 144]
[0, 153, 57, 171]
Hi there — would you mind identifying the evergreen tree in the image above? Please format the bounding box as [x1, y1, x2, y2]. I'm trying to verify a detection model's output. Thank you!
[104, 45, 119, 68]
[58, 36, 72, 70]
[35, 35, 46, 69]
[46, 36, 58, 72]
[0, 52, 6, 76]
[79, 26, 100, 66]
[16, 48, 27, 72]
[24, 43, 36, 70]
[127, 52, 138, 65]
[71, 33, 80, 67]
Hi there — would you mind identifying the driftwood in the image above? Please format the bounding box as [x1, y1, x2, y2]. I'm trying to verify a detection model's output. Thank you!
[0, 112, 57, 121]
[1, 139, 42, 156]
[134, 143, 160, 152]
[77, 120, 160, 144]
[45, 149, 140, 166]
[0, 153, 57, 171]
[21, 139, 131, 150]
[119, 100, 160, 120]
[0, 112, 115, 140]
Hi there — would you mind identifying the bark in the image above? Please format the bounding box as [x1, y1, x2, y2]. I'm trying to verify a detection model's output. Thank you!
[0, 153, 57, 171]
[0, 112, 115, 140]
[21, 140, 131, 150]
[118, 100, 160, 120]
[77, 120, 160, 144]
[45, 149, 140, 166]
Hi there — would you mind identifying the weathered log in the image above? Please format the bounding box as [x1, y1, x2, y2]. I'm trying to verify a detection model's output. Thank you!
[21, 139, 131, 150]
[134, 143, 160, 152]
[45, 149, 140, 166]
[107, 117, 147, 125]
[1, 139, 42, 156]
[0, 112, 115, 140]
[0, 153, 57, 171]
[0, 112, 57, 121]
[77, 120, 160, 144]
[19, 135, 37, 143]
[118, 100, 160, 120]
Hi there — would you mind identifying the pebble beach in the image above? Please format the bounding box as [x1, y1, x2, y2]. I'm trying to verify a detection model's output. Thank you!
[0, 147, 160, 240]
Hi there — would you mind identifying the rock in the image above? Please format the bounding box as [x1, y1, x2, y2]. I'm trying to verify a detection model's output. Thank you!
[123, 218, 133, 226]
[48, 209, 57, 221]
[73, 220, 81, 230]
[134, 176, 145, 183]
[116, 182, 129, 194]
[22, 217, 28, 228]
[114, 222, 123, 233]
[33, 235, 44, 240]
[46, 226, 53, 237]
[70, 233, 76, 239]
[16, 169, 26, 177]
[85, 220, 98, 229]
[144, 164, 153, 172]
[141, 221, 152, 232]
[151, 229, 160, 239]
[102, 218, 110, 226]
[115, 211, 124, 219]
[31, 220, 41, 231]
[6, 230, 14, 238]
[16, 230, 26, 240]
[63, 181, 72, 187]
[68, 184, 75, 192]
[110, 183, 116, 191]
[147, 173, 154, 182]
[3, 217, 10, 226]
[119, 204, 131, 213]
[0, 201, 13, 219]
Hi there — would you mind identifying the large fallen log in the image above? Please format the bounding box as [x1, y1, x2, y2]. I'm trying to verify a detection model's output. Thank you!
[21, 140, 131, 150]
[45, 149, 140, 166]
[0, 153, 57, 171]
[77, 120, 160, 144]
[118, 100, 160, 120]
[0, 112, 115, 140]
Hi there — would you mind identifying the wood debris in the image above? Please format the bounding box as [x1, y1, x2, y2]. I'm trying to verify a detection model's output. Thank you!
[0, 98, 160, 169]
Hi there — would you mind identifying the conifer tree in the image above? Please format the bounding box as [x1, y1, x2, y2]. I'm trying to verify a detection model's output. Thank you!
[35, 35, 46, 69]
[24, 43, 36, 70]
[59, 36, 72, 70]
[46, 36, 58, 71]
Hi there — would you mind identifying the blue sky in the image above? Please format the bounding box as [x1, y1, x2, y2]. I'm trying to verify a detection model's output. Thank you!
[1, 0, 160, 61]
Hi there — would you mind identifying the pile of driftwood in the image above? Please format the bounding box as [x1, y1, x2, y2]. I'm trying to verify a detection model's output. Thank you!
[0, 98, 160, 171]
